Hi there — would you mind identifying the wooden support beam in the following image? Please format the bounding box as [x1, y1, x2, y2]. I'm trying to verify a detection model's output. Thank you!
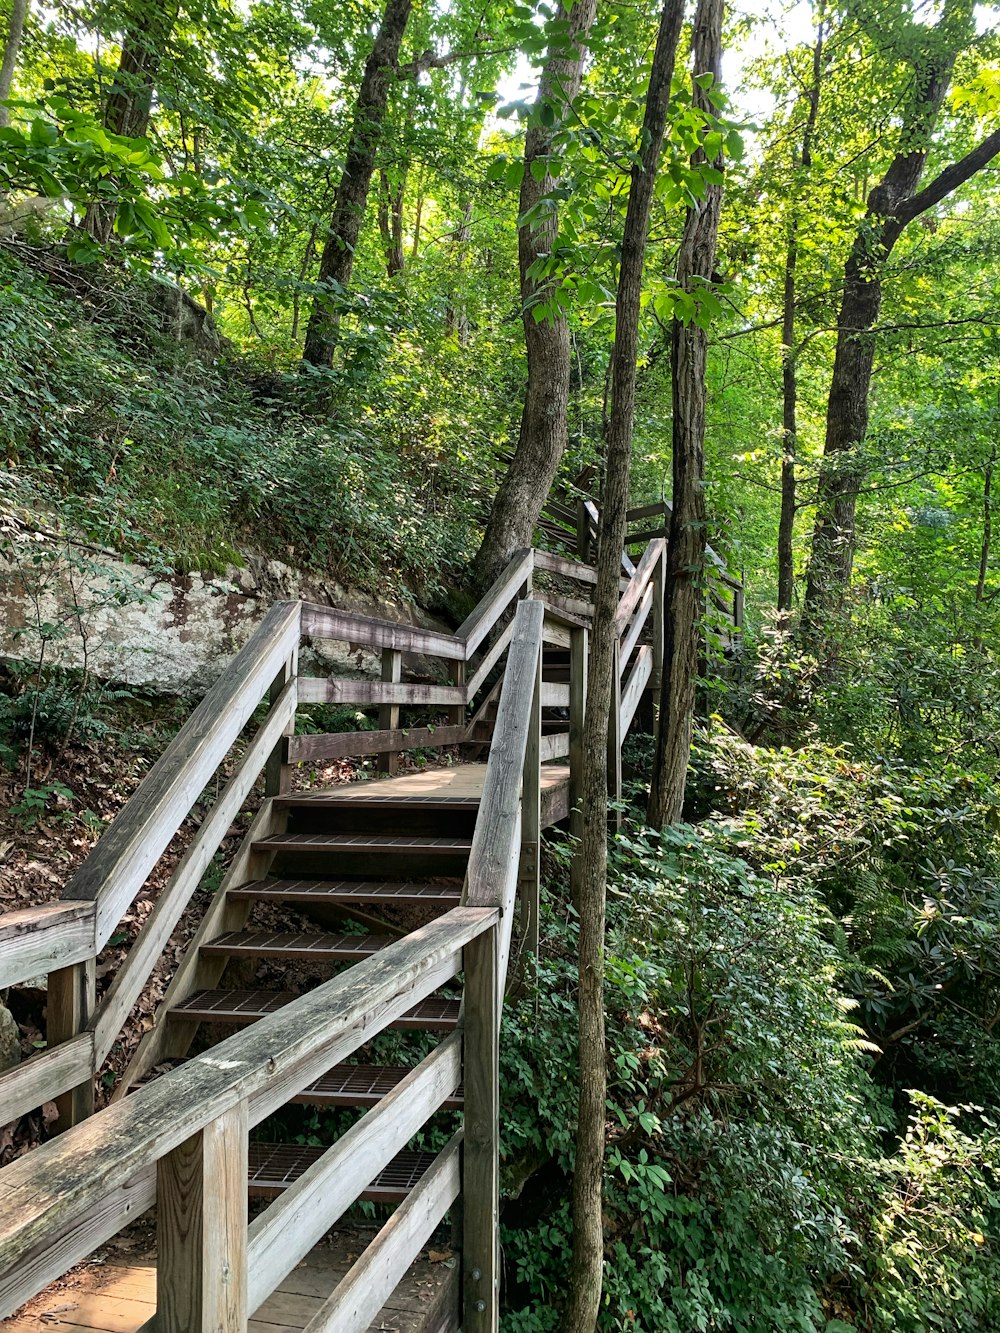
[463, 923, 499, 1333]
[518, 643, 542, 962]
[297, 678, 465, 707]
[287, 722, 480, 765]
[376, 648, 402, 776]
[47, 958, 95, 1131]
[264, 652, 298, 798]
[299, 603, 464, 661]
[0, 1033, 94, 1126]
[157, 1101, 248, 1333]
[569, 625, 588, 847]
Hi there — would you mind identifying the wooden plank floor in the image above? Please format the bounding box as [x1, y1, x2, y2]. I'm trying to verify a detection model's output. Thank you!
[304, 762, 571, 825]
[3, 1243, 458, 1333]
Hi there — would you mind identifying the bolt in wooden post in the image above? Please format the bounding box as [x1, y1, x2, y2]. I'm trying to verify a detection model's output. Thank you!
[377, 647, 402, 776]
[157, 1101, 248, 1333]
[264, 648, 298, 798]
[48, 957, 95, 1130]
[463, 921, 499, 1333]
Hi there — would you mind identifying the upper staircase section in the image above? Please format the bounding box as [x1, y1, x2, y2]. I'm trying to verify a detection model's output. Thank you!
[0, 529, 742, 1333]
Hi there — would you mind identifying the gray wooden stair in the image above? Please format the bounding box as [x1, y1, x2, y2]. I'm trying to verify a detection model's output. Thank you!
[255, 834, 473, 856]
[228, 878, 463, 907]
[201, 929, 395, 963]
[169, 989, 461, 1031]
[248, 1143, 440, 1203]
[292, 1063, 463, 1110]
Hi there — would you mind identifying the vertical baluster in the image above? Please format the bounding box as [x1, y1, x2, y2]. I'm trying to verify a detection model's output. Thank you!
[518, 632, 542, 959]
[157, 1102, 248, 1333]
[463, 920, 499, 1333]
[264, 646, 298, 798]
[48, 957, 95, 1130]
[377, 647, 402, 775]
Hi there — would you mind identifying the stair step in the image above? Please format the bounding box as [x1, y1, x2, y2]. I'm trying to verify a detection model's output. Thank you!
[202, 931, 394, 962]
[256, 833, 473, 854]
[293, 1063, 463, 1109]
[248, 1144, 438, 1203]
[275, 793, 481, 810]
[170, 989, 460, 1031]
[229, 878, 463, 907]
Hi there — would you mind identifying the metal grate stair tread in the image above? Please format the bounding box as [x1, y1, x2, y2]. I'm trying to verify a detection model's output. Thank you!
[293, 1062, 463, 1109]
[202, 930, 395, 961]
[228, 878, 463, 906]
[169, 989, 460, 1031]
[247, 1144, 440, 1203]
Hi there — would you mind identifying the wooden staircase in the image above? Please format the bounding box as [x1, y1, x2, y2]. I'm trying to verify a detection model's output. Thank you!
[0, 531, 742, 1333]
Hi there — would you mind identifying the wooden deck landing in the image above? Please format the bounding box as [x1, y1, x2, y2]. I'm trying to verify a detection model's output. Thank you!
[3, 1243, 458, 1333]
[303, 762, 571, 824]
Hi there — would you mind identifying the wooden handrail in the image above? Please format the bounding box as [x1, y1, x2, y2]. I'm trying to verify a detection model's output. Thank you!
[0, 902, 95, 989]
[62, 600, 302, 948]
[615, 538, 666, 635]
[0, 905, 497, 1319]
[455, 547, 532, 657]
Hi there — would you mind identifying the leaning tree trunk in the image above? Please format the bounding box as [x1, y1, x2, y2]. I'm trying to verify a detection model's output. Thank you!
[802, 0, 976, 623]
[565, 6, 686, 1329]
[472, 0, 597, 591]
[646, 0, 725, 831]
[83, 0, 179, 243]
[777, 4, 825, 614]
[302, 0, 413, 367]
[0, 0, 29, 130]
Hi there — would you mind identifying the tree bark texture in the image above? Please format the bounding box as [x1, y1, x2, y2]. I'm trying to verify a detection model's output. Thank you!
[472, 0, 597, 592]
[647, 0, 725, 831]
[802, 0, 975, 621]
[777, 4, 825, 614]
[377, 167, 407, 276]
[302, 0, 413, 366]
[0, 0, 28, 130]
[84, 0, 179, 243]
[564, 6, 685, 1328]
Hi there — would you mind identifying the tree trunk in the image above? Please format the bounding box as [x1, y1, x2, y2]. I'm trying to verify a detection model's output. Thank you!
[302, 0, 413, 366]
[647, 0, 726, 831]
[472, 0, 597, 592]
[83, 0, 179, 243]
[377, 167, 407, 276]
[802, 0, 973, 622]
[0, 0, 28, 130]
[565, 6, 685, 1328]
[777, 5, 825, 614]
[445, 197, 473, 343]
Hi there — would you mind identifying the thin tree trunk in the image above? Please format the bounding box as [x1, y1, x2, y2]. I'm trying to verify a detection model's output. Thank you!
[410, 171, 424, 259]
[565, 5, 685, 1328]
[302, 0, 413, 366]
[0, 0, 28, 129]
[647, 0, 726, 830]
[445, 197, 473, 343]
[472, 0, 597, 592]
[377, 167, 407, 276]
[802, 0, 982, 622]
[977, 444, 995, 601]
[83, 0, 179, 243]
[777, 5, 825, 614]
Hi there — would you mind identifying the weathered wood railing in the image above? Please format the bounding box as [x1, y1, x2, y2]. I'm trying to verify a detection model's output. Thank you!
[0, 538, 670, 1331]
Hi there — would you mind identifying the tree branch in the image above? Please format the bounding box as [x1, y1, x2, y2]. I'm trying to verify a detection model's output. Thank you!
[892, 127, 1000, 230]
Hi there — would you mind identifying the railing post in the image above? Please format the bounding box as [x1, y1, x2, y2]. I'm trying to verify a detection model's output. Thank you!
[377, 647, 403, 776]
[264, 644, 298, 798]
[157, 1101, 248, 1333]
[518, 628, 542, 959]
[608, 639, 623, 828]
[463, 919, 500, 1333]
[48, 957, 95, 1130]
[652, 547, 665, 740]
[569, 624, 588, 846]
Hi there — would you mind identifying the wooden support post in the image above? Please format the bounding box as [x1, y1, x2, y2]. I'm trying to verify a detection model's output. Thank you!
[569, 625, 588, 846]
[463, 922, 499, 1333]
[608, 639, 622, 830]
[157, 1101, 248, 1333]
[652, 550, 665, 740]
[518, 637, 542, 961]
[576, 498, 590, 563]
[264, 649, 298, 798]
[449, 659, 467, 727]
[377, 648, 402, 776]
[47, 958, 95, 1131]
